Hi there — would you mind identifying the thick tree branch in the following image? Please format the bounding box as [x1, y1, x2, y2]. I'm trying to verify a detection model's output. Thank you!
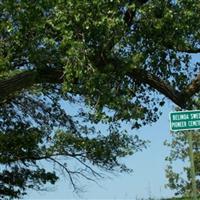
[127, 69, 185, 107]
[0, 67, 199, 108]
[128, 69, 200, 108]
[124, 0, 149, 27]
[166, 43, 200, 54]
[179, 73, 200, 102]
[0, 68, 63, 103]
[177, 47, 200, 54]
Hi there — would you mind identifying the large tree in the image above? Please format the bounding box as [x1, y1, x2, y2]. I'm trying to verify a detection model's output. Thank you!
[0, 0, 200, 199]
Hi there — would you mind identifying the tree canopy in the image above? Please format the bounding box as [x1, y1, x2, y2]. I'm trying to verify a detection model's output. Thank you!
[0, 0, 200, 199]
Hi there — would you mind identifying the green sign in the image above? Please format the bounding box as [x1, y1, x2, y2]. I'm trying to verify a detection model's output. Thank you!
[170, 110, 200, 131]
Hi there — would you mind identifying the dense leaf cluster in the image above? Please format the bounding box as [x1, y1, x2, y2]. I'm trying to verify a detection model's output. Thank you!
[0, 0, 200, 199]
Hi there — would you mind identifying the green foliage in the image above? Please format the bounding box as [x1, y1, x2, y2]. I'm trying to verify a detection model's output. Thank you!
[0, 0, 200, 199]
[165, 130, 200, 197]
[0, 167, 58, 200]
[0, 90, 147, 199]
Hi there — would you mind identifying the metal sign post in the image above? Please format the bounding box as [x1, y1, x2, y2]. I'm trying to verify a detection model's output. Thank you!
[170, 110, 200, 200]
[188, 132, 197, 200]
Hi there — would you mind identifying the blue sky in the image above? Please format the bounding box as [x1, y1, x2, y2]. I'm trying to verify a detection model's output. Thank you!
[22, 54, 199, 199]
[24, 101, 184, 200]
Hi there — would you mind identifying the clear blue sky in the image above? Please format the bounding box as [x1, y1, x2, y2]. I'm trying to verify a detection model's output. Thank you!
[23, 101, 184, 200]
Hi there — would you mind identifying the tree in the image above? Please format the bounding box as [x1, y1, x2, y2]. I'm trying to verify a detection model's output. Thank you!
[165, 129, 200, 198]
[0, 0, 200, 199]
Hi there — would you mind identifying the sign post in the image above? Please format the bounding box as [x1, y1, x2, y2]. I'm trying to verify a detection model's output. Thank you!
[170, 110, 200, 200]
[188, 132, 197, 200]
